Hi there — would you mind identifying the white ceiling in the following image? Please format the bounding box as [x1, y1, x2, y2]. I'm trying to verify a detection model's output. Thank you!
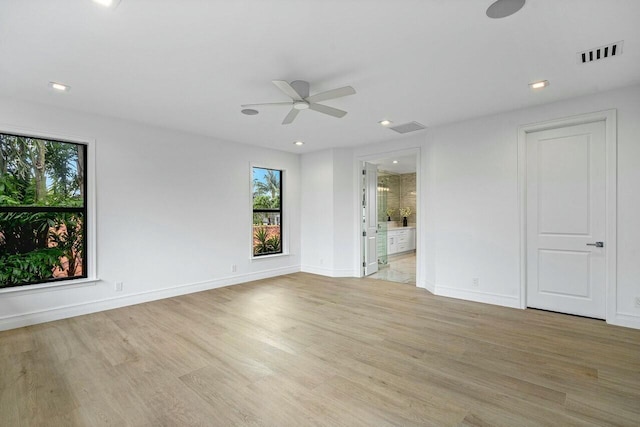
[370, 155, 417, 175]
[1, 1, 639, 153]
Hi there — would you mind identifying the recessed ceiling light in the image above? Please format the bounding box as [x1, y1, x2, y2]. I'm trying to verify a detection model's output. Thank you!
[529, 80, 549, 90]
[486, 0, 526, 19]
[241, 108, 259, 115]
[49, 81, 70, 92]
[91, 0, 122, 8]
[392, 160, 399, 164]
[293, 141, 304, 146]
[379, 120, 392, 126]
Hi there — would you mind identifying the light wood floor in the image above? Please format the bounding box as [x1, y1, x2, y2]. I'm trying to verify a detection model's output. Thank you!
[1, 273, 639, 426]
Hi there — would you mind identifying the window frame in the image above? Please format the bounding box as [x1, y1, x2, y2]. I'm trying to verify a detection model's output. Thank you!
[251, 165, 284, 258]
[0, 126, 97, 293]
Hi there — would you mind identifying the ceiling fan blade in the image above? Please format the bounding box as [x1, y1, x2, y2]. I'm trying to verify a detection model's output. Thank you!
[241, 102, 292, 107]
[306, 86, 356, 103]
[272, 80, 304, 101]
[308, 103, 347, 118]
[282, 108, 300, 125]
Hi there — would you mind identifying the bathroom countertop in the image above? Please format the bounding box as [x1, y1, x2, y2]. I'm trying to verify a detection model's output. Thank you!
[386, 225, 416, 230]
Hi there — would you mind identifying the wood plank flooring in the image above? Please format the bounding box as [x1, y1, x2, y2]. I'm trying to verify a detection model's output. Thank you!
[1, 273, 639, 426]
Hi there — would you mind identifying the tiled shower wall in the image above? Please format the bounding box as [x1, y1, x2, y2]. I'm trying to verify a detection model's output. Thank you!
[400, 172, 416, 224]
[379, 172, 416, 225]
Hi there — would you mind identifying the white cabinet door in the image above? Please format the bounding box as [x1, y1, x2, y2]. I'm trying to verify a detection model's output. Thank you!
[387, 232, 397, 255]
[387, 229, 416, 254]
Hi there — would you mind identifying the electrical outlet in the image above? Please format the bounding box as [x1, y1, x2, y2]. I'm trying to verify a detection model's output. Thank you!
[115, 281, 123, 292]
[472, 278, 479, 288]
[231, 264, 237, 273]
[635, 297, 640, 308]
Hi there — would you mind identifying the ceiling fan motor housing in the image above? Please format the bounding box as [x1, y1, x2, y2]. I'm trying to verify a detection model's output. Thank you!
[241, 80, 356, 124]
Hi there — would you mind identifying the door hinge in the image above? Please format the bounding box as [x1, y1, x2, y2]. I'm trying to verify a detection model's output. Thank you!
[362, 169, 366, 175]
[363, 262, 366, 267]
[362, 231, 366, 237]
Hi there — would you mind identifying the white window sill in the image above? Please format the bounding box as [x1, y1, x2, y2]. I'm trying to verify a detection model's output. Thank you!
[251, 252, 290, 261]
[0, 278, 99, 296]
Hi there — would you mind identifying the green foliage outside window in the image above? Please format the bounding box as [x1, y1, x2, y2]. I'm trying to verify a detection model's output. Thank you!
[0, 133, 86, 288]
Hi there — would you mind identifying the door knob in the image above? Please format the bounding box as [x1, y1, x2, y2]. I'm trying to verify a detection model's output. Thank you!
[586, 242, 604, 248]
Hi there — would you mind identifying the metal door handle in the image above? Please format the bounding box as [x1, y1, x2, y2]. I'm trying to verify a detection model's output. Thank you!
[586, 242, 604, 247]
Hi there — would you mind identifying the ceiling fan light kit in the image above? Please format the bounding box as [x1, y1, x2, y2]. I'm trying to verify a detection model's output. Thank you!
[241, 80, 356, 125]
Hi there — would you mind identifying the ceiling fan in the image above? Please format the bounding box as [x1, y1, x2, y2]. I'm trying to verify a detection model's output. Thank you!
[241, 80, 356, 125]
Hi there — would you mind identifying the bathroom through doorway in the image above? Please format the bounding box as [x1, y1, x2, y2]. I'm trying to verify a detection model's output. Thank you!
[364, 154, 418, 286]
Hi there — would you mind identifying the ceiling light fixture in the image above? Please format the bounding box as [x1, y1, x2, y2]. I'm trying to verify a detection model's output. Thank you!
[293, 141, 304, 146]
[49, 81, 70, 92]
[486, 0, 526, 19]
[529, 80, 549, 90]
[293, 101, 310, 110]
[392, 160, 399, 164]
[91, 0, 122, 8]
[379, 120, 392, 126]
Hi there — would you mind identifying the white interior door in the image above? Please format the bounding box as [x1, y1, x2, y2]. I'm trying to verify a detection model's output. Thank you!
[526, 120, 607, 319]
[363, 162, 378, 276]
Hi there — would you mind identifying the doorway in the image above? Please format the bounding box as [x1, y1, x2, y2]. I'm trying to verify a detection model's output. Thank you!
[361, 153, 418, 286]
[519, 110, 617, 320]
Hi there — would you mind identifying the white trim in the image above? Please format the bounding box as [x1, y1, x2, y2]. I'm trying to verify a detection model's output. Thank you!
[422, 280, 436, 293]
[250, 253, 291, 260]
[435, 285, 521, 309]
[609, 313, 640, 330]
[0, 278, 99, 295]
[0, 123, 98, 288]
[0, 265, 300, 331]
[301, 265, 355, 277]
[517, 109, 618, 323]
[354, 147, 422, 286]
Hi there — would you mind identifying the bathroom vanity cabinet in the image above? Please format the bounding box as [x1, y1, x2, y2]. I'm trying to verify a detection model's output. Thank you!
[387, 227, 416, 255]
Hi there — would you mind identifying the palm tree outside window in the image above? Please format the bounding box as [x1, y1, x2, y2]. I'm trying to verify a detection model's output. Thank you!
[252, 167, 282, 256]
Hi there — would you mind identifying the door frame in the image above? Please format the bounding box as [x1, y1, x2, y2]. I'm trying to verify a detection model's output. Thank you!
[518, 109, 617, 323]
[355, 147, 422, 286]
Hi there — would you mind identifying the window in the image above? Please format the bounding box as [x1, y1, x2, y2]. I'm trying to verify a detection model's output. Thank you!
[0, 133, 87, 288]
[252, 167, 282, 256]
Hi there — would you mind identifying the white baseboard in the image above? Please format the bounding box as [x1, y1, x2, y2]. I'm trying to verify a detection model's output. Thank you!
[300, 265, 333, 276]
[330, 268, 356, 278]
[609, 312, 640, 330]
[435, 285, 521, 309]
[300, 265, 355, 278]
[421, 280, 436, 293]
[0, 265, 300, 331]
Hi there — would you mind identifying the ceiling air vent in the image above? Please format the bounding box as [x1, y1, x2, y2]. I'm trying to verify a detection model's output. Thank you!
[389, 121, 427, 134]
[578, 41, 623, 64]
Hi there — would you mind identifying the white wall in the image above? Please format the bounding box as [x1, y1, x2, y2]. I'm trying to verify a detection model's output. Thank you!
[299, 148, 356, 277]
[331, 148, 356, 276]
[300, 149, 334, 275]
[0, 98, 301, 330]
[429, 84, 640, 328]
[2, 83, 639, 330]
[335, 84, 640, 329]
